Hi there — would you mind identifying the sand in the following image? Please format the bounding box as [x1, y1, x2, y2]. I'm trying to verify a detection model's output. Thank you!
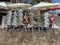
[0, 28, 60, 45]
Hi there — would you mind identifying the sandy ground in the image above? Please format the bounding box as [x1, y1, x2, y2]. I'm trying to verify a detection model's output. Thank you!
[0, 28, 60, 45]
